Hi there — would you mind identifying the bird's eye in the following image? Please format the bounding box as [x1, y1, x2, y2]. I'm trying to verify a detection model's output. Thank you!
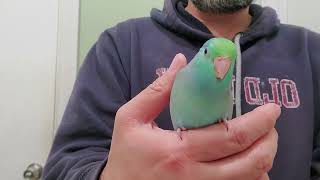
[204, 48, 208, 55]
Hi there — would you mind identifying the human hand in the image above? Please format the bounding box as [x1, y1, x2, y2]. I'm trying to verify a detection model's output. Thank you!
[100, 53, 281, 180]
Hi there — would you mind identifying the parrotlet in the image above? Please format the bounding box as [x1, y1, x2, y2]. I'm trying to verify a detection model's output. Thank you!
[170, 38, 237, 131]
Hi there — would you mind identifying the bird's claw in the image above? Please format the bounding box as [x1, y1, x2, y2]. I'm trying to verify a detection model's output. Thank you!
[176, 128, 186, 140]
[218, 118, 229, 131]
[223, 118, 229, 131]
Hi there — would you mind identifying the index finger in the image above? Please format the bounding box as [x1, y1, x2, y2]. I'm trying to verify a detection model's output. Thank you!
[180, 103, 281, 162]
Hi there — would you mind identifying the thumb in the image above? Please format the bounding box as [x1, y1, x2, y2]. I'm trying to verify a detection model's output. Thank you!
[117, 53, 187, 124]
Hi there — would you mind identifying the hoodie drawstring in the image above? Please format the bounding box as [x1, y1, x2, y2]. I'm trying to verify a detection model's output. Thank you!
[234, 34, 242, 117]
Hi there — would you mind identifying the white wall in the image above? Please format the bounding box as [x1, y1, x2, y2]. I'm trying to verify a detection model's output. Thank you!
[260, 0, 320, 33]
[55, 0, 79, 132]
[287, 0, 320, 32]
[261, 0, 288, 23]
[0, 0, 58, 179]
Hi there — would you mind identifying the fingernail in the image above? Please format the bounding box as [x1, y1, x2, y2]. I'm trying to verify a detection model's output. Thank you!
[265, 103, 281, 115]
[255, 103, 281, 119]
[169, 53, 186, 72]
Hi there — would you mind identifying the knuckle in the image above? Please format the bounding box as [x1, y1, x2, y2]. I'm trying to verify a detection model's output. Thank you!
[178, 133, 192, 154]
[255, 151, 274, 173]
[114, 106, 131, 128]
[268, 103, 281, 116]
[260, 174, 270, 180]
[259, 110, 274, 124]
[115, 105, 136, 125]
[149, 77, 169, 93]
[272, 128, 279, 141]
[258, 105, 280, 125]
[230, 126, 250, 149]
[269, 128, 279, 151]
[179, 132, 201, 161]
[115, 106, 126, 120]
[163, 151, 188, 173]
[183, 141, 197, 160]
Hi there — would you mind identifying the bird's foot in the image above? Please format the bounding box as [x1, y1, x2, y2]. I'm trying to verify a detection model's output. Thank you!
[218, 118, 229, 131]
[176, 128, 187, 140]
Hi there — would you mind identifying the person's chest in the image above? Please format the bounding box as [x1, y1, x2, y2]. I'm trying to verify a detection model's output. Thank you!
[128, 37, 314, 128]
[124, 36, 315, 179]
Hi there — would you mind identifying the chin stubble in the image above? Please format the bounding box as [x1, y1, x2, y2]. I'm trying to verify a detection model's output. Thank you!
[190, 0, 254, 14]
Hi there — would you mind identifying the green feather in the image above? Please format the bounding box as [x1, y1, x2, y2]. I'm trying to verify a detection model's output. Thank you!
[170, 38, 237, 130]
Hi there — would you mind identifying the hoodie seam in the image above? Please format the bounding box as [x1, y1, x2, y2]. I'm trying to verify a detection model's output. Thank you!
[78, 163, 100, 180]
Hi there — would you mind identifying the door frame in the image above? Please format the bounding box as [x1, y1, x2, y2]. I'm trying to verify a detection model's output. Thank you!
[54, 0, 80, 131]
[54, 0, 288, 131]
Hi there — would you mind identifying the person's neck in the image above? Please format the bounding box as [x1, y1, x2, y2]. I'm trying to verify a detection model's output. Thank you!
[185, 0, 252, 40]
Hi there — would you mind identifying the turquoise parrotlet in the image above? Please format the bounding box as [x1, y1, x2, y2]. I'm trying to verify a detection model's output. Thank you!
[170, 38, 237, 130]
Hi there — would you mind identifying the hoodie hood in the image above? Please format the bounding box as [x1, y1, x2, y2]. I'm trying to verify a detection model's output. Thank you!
[151, 0, 280, 45]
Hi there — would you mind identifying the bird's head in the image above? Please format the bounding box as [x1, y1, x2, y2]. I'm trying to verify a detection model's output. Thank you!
[200, 38, 237, 80]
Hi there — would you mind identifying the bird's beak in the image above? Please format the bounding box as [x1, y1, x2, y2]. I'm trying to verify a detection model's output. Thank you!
[214, 57, 231, 80]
